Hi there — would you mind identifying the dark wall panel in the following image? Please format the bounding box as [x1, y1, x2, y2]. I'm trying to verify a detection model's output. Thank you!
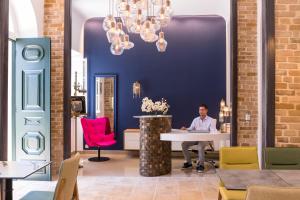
[0, 0, 9, 160]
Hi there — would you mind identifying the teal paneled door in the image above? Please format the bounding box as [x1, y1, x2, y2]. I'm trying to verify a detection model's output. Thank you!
[13, 38, 51, 180]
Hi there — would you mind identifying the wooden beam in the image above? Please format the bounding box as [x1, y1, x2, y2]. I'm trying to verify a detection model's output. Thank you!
[262, 0, 275, 147]
[63, 0, 72, 159]
[230, 0, 238, 146]
[0, 0, 9, 160]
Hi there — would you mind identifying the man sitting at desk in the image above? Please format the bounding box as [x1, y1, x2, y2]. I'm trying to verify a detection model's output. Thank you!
[181, 104, 217, 173]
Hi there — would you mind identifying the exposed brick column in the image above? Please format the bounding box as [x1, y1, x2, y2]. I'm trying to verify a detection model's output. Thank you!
[44, 0, 65, 176]
[237, 0, 258, 146]
[275, 0, 300, 147]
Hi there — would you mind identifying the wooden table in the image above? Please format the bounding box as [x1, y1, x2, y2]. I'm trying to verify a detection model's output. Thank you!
[0, 161, 51, 200]
[272, 170, 300, 187]
[217, 169, 300, 190]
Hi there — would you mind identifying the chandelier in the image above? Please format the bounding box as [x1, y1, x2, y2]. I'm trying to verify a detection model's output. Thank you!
[103, 0, 173, 55]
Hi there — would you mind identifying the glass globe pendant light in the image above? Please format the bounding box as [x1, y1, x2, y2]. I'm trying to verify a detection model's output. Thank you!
[151, 17, 161, 32]
[103, 0, 172, 55]
[129, 9, 145, 33]
[110, 33, 124, 55]
[106, 21, 117, 43]
[130, 19, 142, 33]
[140, 20, 158, 43]
[156, 31, 167, 52]
[149, 0, 160, 31]
[157, 7, 170, 27]
[117, 0, 127, 12]
[122, 34, 135, 49]
[103, 0, 116, 31]
[103, 15, 116, 31]
[121, 4, 131, 22]
[121, 4, 133, 30]
[164, 0, 173, 17]
[136, 9, 146, 22]
[115, 22, 125, 39]
[129, 0, 140, 13]
[107, 21, 125, 44]
[110, 37, 124, 55]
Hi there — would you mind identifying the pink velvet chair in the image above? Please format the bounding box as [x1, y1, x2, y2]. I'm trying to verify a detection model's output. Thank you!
[81, 117, 116, 162]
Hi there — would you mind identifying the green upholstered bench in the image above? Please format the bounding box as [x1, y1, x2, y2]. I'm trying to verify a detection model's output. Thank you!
[265, 147, 300, 169]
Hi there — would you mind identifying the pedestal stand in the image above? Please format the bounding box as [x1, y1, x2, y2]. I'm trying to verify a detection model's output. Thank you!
[134, 115, 172, 177]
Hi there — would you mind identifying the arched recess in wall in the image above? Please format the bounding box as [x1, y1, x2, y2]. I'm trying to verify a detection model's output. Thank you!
[9, 0, 39, 37]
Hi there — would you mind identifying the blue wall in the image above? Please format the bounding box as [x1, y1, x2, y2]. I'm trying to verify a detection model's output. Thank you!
[84, 16, 226, 149]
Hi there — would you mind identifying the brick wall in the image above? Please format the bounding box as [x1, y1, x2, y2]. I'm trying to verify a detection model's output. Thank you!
[275, 0, 300, 147]
[44, 0, 65, 176]
[237, 0, 258, 146]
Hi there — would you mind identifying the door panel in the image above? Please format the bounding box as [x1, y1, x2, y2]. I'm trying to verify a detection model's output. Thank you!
[22, 69, 45, 111]
[13, 38, 51, 180]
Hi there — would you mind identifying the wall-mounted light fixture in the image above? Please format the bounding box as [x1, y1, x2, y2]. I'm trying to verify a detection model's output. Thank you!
[133, 81, 141, 98]
[219, 99, 232, 133]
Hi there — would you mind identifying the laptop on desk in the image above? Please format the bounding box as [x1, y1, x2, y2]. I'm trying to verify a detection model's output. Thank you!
[170, 129, 210, 133]
[188, 130, 210, 133]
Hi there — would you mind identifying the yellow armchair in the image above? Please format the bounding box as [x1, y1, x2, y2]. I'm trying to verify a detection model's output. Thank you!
[218, 147, 259, 200]
[218, 188, 246, 200]
[220, 147, 259, 170]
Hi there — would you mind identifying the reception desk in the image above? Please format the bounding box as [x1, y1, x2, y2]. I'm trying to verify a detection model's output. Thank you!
[124, 129, 230, 151]
[160, 129, 230, 151]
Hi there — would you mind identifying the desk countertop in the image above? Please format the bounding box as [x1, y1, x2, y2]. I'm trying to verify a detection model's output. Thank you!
[161, 132, 230, 139]
[160, 131, 230, 150]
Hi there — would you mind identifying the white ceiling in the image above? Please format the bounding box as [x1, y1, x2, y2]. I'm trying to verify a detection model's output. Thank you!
[72, 0, 230, 20]
[71, 0, 231, 53]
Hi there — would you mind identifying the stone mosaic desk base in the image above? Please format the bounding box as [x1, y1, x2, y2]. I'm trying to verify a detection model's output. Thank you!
[135, 115, 172, 177]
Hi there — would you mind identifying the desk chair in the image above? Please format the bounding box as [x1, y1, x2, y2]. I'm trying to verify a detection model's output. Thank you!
[191, 142, 219, 169]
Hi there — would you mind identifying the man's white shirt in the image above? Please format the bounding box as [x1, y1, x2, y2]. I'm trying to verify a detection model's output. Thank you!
[187, 116, 217, 132]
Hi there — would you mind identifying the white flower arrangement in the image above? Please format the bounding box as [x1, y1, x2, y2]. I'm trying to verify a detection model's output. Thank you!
[141, 97, 170, 114]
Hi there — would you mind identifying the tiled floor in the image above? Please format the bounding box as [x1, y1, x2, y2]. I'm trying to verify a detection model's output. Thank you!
[14, 152, 220, 200]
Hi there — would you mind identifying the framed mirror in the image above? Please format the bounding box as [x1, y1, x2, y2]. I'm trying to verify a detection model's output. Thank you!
[94, 74, 117, 133]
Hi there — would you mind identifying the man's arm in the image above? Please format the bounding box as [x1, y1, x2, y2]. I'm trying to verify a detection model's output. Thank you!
[187, 119, 196, 131]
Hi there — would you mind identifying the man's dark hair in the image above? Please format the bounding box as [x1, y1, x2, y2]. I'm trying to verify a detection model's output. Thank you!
[199, 104, 208, 109]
